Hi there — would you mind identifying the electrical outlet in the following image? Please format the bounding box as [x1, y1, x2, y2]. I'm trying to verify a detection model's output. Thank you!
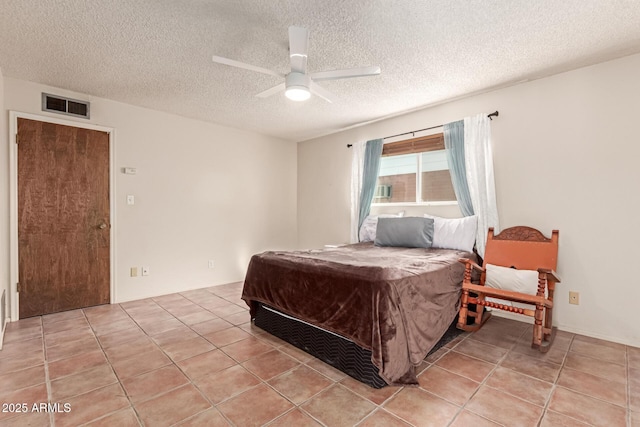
[569, 291, 579, 305]
[208, 260, 215, 269]
[130, 267, 138, 277]
[141, 266, 150, 276]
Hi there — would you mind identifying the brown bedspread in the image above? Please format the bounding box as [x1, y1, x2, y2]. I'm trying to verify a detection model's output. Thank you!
[241, 242, 473, 385]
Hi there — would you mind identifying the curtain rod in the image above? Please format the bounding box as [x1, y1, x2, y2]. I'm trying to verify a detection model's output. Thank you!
[346, 111, 499, 147]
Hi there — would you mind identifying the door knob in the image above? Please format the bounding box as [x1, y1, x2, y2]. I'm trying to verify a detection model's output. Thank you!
[98, 223, 108, 230]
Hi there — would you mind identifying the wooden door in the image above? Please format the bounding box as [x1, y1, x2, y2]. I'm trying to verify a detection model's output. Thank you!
[18, 118, 110, 318]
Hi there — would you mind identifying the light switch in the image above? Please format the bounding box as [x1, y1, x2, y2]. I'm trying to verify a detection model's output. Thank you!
[123, 167, 137, 175]
[127, 195, 135, 205]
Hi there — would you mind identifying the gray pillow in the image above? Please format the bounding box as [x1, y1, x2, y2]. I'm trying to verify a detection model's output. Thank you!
[374, 217, 434, 248]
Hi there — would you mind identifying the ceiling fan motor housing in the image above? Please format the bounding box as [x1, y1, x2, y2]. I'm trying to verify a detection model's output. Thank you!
[285, 72, 311, 90]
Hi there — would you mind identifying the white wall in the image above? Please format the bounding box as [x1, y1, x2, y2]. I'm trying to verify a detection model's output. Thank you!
[298, 53, 640, 347]
[2, 78, 297, 311]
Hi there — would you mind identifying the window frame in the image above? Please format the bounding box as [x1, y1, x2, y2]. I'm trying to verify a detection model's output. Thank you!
[371, 132, 459, 207]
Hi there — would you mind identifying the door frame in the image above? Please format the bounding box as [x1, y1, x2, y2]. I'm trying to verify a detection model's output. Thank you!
[9, 111, 117, 321]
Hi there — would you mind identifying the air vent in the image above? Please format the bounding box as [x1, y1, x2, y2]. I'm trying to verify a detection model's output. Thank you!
[374, 184, 392, 199]
[42, 93, 90, 119]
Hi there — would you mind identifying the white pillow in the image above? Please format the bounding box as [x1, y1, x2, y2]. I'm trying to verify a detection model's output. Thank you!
[359, 211, 404, 242]
[423, 214, 477, 252]
[485, 263, 540, 309]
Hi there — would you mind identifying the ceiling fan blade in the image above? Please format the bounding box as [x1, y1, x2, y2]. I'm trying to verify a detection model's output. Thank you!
[310, 81, 333, 103]
[256, 83, 286, 98]
[288, 26, 309, 73]
[212, 55, 283, 78]
[310, 66, 381, 82]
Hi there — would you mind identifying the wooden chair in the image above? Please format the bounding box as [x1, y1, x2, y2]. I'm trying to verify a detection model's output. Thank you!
[457, 226, 560, 352]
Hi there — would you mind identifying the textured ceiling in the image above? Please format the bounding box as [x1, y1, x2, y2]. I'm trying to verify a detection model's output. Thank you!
[1, 1, 640, 142]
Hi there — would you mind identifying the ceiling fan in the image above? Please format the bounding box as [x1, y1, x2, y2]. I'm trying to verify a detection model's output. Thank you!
[212, 26, 381, 103]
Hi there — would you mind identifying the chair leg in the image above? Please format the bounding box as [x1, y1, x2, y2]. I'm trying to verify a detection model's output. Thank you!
[544, 305, 553, 341]
[532, 306, 556, 353]
[532, 304, 557, 353]
[533, 273, 556, 352]
[473, 300, 485, 327]
[457, 289, 469, 330]
[458, 293, 491, 332]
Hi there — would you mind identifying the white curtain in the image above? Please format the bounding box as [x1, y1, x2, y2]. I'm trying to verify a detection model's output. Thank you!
[350, 140, 366, 243]
[464, 113, 499, 257]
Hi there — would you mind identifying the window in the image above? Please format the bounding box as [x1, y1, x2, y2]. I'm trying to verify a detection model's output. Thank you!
[373, 133, 456, 205]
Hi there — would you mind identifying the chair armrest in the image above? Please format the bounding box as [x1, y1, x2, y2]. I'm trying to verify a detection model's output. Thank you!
[458, 258, 485, 272]
[538, 268, 561, 283]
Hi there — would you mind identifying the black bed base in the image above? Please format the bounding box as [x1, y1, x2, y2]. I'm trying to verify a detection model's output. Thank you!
[253, 302, 461, 388]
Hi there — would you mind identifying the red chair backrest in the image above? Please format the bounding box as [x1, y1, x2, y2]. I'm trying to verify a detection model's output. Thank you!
[483, 226, 559, 271]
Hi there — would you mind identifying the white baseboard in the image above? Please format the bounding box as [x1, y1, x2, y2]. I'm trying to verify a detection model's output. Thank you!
[490, 310, 639, 348]
[0, 319, 6, 350]
[0, 290, 5, 350]
[553, 324, 640, 348]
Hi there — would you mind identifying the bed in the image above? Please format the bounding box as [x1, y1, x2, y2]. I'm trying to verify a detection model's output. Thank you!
[241, 240, 475, 387]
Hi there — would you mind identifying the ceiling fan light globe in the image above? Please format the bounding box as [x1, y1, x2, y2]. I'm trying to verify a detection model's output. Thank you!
[285, 86, 311, 101]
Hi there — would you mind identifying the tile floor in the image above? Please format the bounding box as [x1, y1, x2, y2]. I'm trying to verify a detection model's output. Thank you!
[0, 282, 638, 427]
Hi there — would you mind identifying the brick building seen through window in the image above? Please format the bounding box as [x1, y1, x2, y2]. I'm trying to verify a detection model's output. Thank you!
[374, 133, 456, 204]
